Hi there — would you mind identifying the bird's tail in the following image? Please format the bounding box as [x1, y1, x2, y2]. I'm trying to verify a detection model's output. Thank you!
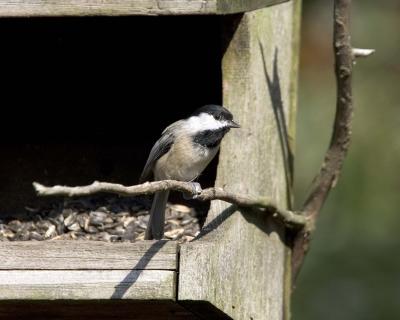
[145, 190, 170, 240]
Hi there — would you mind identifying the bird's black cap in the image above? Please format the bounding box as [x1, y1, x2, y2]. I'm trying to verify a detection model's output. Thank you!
[191, 104, 234, 121]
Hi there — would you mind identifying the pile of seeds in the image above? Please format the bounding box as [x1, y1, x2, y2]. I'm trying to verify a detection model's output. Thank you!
[0, 196, 200, 243]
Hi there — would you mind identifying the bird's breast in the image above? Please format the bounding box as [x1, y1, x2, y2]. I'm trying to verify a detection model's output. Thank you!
[154, 135, 219, 181]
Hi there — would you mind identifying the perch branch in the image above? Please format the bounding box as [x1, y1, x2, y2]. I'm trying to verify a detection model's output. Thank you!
[291, 0, 375, 283]
[33, 181, 307, 228]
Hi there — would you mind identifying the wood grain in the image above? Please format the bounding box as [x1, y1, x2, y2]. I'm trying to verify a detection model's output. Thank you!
[0, 240, 177, 270]
[0, 270, 175, 300]
[0, 0, 288, 17]
[179, 2, 300, 319]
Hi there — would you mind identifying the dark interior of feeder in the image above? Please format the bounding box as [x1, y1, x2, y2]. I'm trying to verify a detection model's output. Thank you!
[0, 16, 222, 235]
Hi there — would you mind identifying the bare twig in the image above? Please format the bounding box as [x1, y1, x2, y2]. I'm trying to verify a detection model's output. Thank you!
[352, 48, 375, 59]
[291, 0, 375, 283]
[33, 181, 307, 228]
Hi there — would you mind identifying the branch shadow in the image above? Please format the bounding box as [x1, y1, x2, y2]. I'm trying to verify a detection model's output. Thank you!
[194, 204, 237, 240]
[110, 240, 167, 299]
[195, 204, 287, 245]
[259, 44, 294, 208]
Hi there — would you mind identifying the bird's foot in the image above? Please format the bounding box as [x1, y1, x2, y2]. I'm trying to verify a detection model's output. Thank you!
[183, 182, 202, 199]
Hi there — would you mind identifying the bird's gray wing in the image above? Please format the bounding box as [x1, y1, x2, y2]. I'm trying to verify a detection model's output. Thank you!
[139, 120, 182, 183]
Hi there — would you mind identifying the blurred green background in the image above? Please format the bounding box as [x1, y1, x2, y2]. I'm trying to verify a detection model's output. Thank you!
[293, 0, 400, 319]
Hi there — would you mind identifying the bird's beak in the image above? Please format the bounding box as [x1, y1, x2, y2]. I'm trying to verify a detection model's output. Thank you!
[228, 120, 240, 128]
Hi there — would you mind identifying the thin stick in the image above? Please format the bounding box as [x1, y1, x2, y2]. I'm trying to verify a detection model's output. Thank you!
[352, 48, 375, 58]
[33, 180, 306, 228]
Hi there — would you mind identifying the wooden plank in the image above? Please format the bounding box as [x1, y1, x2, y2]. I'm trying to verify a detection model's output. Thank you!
[0, 240, 177, 270]
[217, 0, 288, 15]
[179, 2, 300, 319]
[0, 0, 288, 17]
[0, 270, 175, 300]
[0, 301, 198, 320]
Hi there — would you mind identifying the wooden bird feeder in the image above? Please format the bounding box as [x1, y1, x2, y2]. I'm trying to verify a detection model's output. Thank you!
[0, 0, 300, 319]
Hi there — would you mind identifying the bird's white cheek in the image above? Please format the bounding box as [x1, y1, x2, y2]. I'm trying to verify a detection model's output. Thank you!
[185, 113, 225, 133]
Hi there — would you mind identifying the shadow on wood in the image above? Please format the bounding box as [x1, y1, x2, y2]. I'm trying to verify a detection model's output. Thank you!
[111, 241, 168, 299]
[0, 300, 197, 320]
[261, 45, 294, 207]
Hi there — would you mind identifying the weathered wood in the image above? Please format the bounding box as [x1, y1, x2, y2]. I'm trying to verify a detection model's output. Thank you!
[0, 270, 175, 300]
[0, 241, 178, 302]
[0, 301, 198, 320]
[217, 0, 288, 14]
[0, 240, 177, 270]
[0, 0, 288, 17]
[179, 2, 300, 319]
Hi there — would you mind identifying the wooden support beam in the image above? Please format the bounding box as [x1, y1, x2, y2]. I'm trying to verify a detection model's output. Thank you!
[0, 240, 178, 301]
[0, 301, 198, 320]
[0, 0, 288, 17]
[179, 1, 300, 319]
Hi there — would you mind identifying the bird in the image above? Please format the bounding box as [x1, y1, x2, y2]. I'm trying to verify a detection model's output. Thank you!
[139, 104, 240, 240]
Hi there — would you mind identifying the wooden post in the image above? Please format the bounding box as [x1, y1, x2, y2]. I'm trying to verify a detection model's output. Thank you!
[179, 1, 301, 319]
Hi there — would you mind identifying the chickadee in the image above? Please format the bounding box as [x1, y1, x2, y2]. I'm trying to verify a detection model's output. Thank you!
[140, 104, 240, 240]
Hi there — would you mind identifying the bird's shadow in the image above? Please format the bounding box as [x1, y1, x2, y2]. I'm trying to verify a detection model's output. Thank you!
[260, 44, 294, 208]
